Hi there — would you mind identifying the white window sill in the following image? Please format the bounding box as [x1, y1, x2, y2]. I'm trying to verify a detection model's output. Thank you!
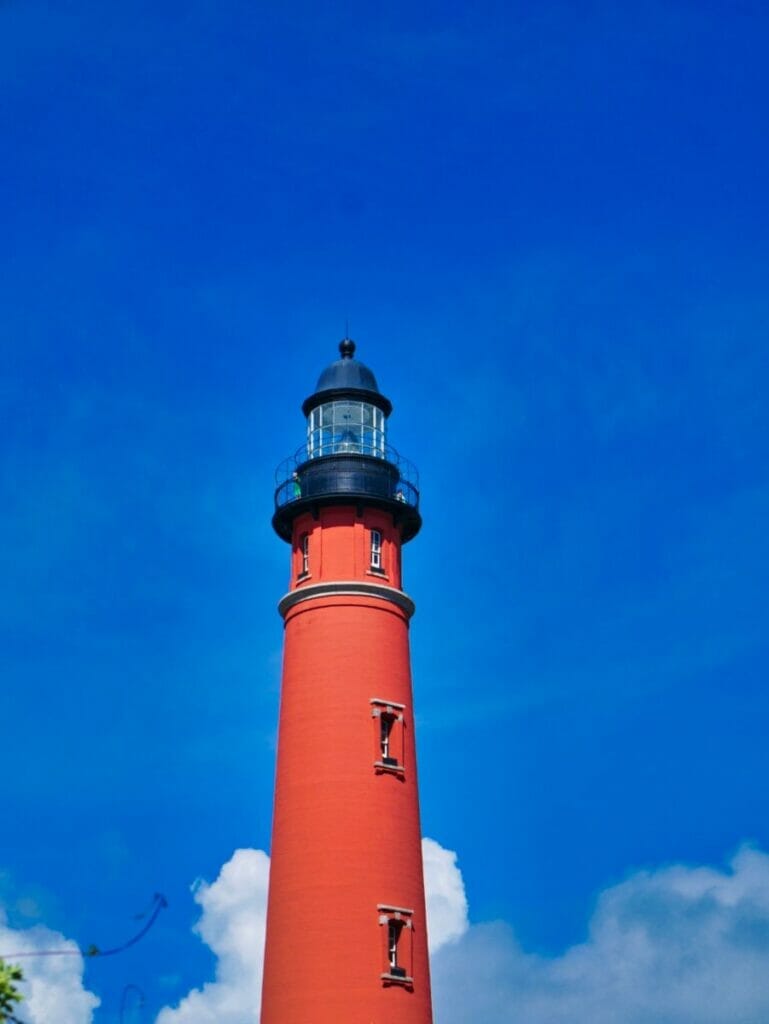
[381, 972, 413, 985]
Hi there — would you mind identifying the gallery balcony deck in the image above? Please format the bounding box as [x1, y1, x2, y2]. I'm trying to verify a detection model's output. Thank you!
[273, 440, 421, 542]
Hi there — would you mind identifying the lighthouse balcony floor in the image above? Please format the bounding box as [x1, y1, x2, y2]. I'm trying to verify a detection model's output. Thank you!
[272, 446, 421, 542]
[274, 442, 419, 511]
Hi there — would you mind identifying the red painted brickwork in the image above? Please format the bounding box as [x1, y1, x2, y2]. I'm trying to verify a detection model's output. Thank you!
[260, 509, 432, 1024]
[288, 505, 403, 590]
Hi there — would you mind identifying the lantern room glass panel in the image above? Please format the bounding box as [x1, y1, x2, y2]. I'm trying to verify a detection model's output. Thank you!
[307, 401, 386, 459]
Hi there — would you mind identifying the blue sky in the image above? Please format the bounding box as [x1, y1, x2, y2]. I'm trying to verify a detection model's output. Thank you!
[2, 2, 768, 1021]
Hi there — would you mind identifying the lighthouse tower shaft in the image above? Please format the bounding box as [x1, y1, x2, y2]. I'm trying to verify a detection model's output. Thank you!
[261, 341, 432, 1023]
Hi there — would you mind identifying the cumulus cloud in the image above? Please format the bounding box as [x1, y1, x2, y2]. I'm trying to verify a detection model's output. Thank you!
[156, 848, 270, 1024]
[422, 837, 469, 953]
[155, 838, 465, 1022]
[0, 912, 99, 1024]
[431, 844, 769, 1024]
[157, 840, 769, 1024]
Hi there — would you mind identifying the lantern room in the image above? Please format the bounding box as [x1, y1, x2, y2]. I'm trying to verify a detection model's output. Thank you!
[273, 339, 421, 543]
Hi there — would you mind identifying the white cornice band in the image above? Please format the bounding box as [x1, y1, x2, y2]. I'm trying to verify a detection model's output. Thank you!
[278, 580, 415, 620]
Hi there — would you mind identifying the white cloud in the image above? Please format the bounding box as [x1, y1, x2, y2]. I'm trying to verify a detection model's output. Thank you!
[155, 848, 270, 1024]
[422, 837, 469, 953]
[157, 840, 769, 1024]
[431, 844, 769, 1024]
[155, 838, 464, 1023]
[0, 912, 100, 1024]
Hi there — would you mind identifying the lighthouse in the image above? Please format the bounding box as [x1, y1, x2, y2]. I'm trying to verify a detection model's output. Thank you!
[261, 339, 433, 1023]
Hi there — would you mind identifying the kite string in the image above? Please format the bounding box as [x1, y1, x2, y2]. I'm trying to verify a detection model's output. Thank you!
[0, 893, 167, 960]
[97, 895, 167, 957]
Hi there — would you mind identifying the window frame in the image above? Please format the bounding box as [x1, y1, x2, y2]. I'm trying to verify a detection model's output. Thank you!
[380, 713, 394, 760]
[370, 698, 406, 775]
[369, 528, 383, 572]
[306, 400, 386, 459]
[298, 533, 310, 578]
[388, 919, 402, 971]
[378, 904, 414, 985]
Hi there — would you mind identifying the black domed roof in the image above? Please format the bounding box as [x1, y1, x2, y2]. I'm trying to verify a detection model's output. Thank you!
[302, 339, 392, 416]
[315, 338, 380, 392]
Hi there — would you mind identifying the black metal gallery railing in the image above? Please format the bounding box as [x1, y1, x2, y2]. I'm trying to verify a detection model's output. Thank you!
[274, 442, 420, 511]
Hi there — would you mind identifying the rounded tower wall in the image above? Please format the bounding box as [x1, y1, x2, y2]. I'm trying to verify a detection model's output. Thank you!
[289, 506, 402, 591]
[261, 340, 432, 1024]
[262, 595, 431, 1023]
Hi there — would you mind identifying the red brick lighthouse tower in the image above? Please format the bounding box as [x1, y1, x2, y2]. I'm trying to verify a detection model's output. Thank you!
[261, 339, 432, 1023]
